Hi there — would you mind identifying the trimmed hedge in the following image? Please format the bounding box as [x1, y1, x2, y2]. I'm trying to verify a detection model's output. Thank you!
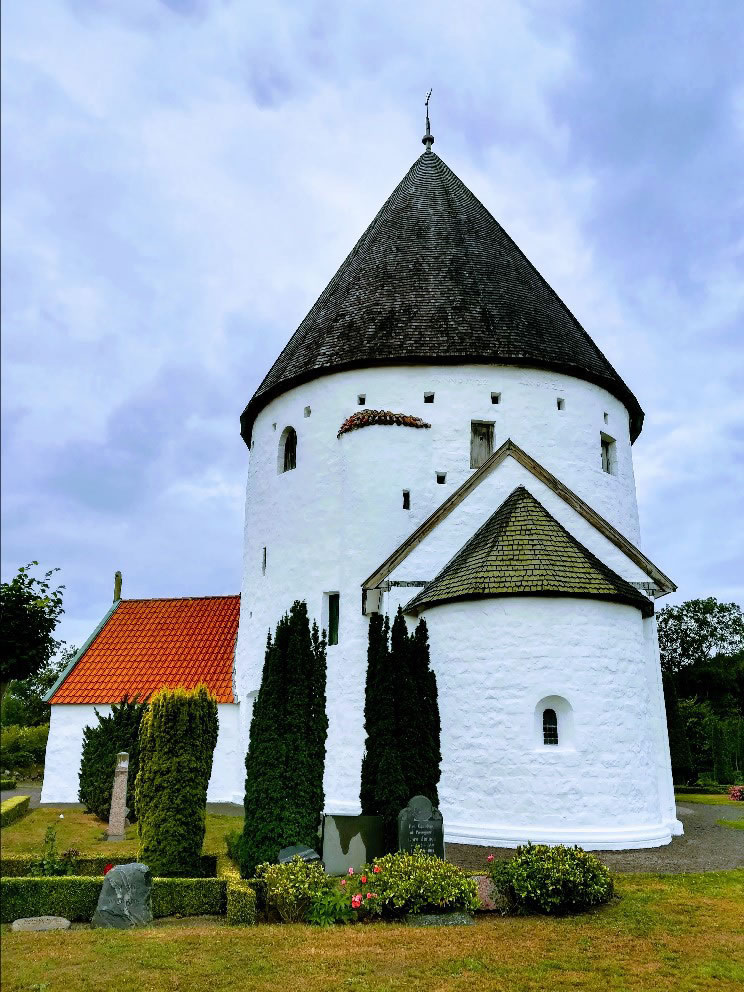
[1, 795, 30, 827]
[0, 853, 218, 879]
[1, 778, 17, 790]
[0, 875, 229, 924]
[227, 879, 258, 925]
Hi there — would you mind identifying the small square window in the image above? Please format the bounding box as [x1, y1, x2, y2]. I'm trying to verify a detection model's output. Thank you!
[304, 406, 311, 418]
[556, 398, 565, 411]
[600, 433, 617, 475]
[491, 392, 501, 405]
[357, 394, 366, 405]
[424, 392, 435, 403]
[402, 490, 410, 509]
[436, 472, 446, 484]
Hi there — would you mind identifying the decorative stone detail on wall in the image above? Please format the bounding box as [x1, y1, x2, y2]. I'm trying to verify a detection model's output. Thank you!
[337, 410, 431, 438]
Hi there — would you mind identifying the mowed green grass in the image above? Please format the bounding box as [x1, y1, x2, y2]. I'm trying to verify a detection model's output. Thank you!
[0, 807, 238, 856]
[716, 819, 744, 830]
[2, 871, 743, 992]
[674, 793, 741, 806]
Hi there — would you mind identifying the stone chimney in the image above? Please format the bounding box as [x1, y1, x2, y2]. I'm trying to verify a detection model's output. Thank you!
[113, 571, 122, 602]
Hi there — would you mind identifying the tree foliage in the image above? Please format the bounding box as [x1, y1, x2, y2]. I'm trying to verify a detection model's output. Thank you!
[0, 563, 65, 703]
[1, 646, 75, 728]
[658, 598, 744, 676]
[136, 685, 219, 877]
[240, 601, 328, 877]
[78, 697, 147, 822]
[360, 607, 441, 850]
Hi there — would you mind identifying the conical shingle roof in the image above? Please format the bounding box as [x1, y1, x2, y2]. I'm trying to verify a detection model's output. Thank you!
[240, 151, 643, 445]
[404, 486, 653, 617]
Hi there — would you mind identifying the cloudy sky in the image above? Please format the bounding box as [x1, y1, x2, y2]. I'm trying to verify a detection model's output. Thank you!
[2, 0, 743, 651]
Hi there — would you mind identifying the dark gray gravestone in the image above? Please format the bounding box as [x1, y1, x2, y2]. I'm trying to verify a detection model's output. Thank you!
[91, 863, 152, 928]
[278, 845, 321, 864]
[397, 795, 445, 859]
[321, 815, 384, 875]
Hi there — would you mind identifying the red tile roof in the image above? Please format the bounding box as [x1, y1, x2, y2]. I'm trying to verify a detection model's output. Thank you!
[50, 596, 239, 704]
[337, 409, 432, 438]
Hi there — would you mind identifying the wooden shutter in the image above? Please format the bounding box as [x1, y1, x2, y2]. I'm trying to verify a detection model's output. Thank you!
[470, 421, 494, 468]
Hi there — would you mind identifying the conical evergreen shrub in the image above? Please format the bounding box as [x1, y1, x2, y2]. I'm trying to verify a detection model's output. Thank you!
[409, 618, 441, 805]
[78, 697, 146, 821]
[662, 674, 694, 786]
[360, 613, 389, 814]
[135, 685, 219, 877]
[240, 601, 327, 877]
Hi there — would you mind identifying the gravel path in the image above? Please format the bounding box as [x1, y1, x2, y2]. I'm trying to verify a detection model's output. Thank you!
[447, 803, 744, 873]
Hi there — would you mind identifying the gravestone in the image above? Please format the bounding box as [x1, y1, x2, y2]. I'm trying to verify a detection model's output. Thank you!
[12, 916, 71, 932]
[106, 751, 129, 842]
[403, 912, 474, 927]
[321, 815, 384, 875]
[397, 795, 445, 859]
[91, 863, 152, 928]
[278, 845, 321, 864]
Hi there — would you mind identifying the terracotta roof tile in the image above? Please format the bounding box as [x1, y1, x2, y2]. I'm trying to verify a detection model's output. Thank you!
[50, 596, 239, 704]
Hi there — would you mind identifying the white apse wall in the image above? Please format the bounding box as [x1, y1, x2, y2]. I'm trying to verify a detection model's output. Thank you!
[233, 363, 672, 848]
[40, 703, 242, 806]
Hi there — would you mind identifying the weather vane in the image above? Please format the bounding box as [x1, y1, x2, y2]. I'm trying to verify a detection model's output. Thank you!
[422, 88, 434, 151]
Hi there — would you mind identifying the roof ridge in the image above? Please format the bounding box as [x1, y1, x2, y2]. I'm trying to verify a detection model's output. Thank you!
[117, 594, 240, 603]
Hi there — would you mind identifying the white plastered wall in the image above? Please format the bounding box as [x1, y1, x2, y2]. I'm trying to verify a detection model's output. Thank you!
[234, 363, 676, 844]
[41, 703, 242, 805]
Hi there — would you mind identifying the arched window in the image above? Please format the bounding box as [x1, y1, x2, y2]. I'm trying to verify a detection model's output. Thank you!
[278, 427, 297, 474]
[542, 708, 558, 746]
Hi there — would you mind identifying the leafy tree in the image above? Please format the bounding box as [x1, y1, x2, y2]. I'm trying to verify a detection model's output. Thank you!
[658, 598, 744, 677]
[0, 563, 65, 703]
[240, 602, 328, 877]
[710, 718, 734, 785]
[662, 673, 695, 785]
[136, 685, 219, 877]
[78, 697, 146, 821]
[1, 646, 75, 728]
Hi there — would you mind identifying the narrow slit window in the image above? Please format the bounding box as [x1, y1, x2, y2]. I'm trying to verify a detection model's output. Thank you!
[328, 593, 340, 646]
[603, 412, 609, 424]
[600, 433, 617, 475]
[402, 490, 410, 509]
[357, 394, 366, 405]
[543, 708, 558, 745]
[436, 472, 446, 484]
[491, 392, 501, 405]
[556, 398, 565, 410]
[470, 421, 494, 468]
[278, 426, 297, 473]
[262, 547, 267, 575]
[424, 392, 435, 403]
[304, 406, 311, 418]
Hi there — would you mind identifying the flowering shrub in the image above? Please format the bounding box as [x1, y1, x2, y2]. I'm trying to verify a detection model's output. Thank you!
[255, 856, 328, 922]
[358, 850, 479, 919]
[728, 786, 744, 802]
[487, 843, 614, 915]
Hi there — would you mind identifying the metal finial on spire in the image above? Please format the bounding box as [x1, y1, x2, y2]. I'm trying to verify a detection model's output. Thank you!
[422, 88, 434, 151]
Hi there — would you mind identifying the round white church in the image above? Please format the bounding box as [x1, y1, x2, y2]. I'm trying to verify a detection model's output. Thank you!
[43, 131, 681, 850]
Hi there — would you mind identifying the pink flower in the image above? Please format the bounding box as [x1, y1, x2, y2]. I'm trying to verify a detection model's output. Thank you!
[373, 865, 380, 874]
[340, 879, 347, 886]
[366, 892, 373, 900]
[487, 854, 494, 863]
[351, 894, 362, 909]
[348, 867, 354, 876]
[361, 875, 367, 883]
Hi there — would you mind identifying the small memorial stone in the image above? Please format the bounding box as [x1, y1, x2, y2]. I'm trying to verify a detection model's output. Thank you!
[403, 912, 474, 927]
[397, 795, 445, 859]
[278, 845, 321, 864]
[12, 916, 71, 932]
[106, 751, 129, 842]
[91, 863, 152, 929]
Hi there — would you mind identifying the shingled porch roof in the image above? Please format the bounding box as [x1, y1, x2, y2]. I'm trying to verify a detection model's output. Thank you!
[48, 595, 239, 705]
[404, 487, 654, 618]
[240, 150, 643, 446]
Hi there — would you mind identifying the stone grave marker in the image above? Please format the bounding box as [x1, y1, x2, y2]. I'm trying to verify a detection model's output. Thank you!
[278, 845, 321, 864]
[321, 814, 384, 875]
[397, 795, 445, 859]
[91, 863, 152, 929]
[12, 916, 71, 932]
[106, 751, 129, 842]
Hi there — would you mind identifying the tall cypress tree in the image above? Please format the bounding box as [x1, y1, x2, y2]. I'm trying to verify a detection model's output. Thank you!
[409, 618, 441, 805]
[662, 673, 694, 786]
[360, 613, 389, 813]
[240, 601, 327, 877]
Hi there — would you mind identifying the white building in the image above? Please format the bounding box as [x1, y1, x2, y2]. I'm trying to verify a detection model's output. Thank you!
[43, 133, 681, 849]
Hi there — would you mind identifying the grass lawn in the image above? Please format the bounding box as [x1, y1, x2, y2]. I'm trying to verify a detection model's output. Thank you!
[0, 807, 239, 857]
[674, 793, 741, 806]
[716, 819, 744, 831]
[1, 870, 743, 991]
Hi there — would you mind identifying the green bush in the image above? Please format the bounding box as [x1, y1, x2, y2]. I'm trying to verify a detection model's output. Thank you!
[78, 698, 146, 821]
[487, 843, 614, 915]
[1, 778, 17, 790]
[0, 853, 216, 878]
[358, 850, 479, 919]
[136, 685, 219, 878]
[256, 856, 328, 922]
[0, 724, 49, 773]
[1, 795, 30, 827]
[241, 602, 328, 877]
[306, 880, 354, 926]
[0, 875, 229, 923]
[226, 880, 258, 925]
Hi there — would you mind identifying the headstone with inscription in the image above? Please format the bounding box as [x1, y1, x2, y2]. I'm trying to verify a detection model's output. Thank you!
[91, 863, 152, 929]
[397, 795, 445, 859]
[106, 751, 129, 842]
